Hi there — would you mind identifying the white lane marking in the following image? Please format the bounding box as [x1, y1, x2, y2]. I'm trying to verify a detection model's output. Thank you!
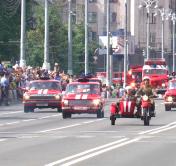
[38, 124, 81, 133]
[45, 138, 128, 166]
[22, 119, 36, 122]
[149, 124, 176, 134]
[0, 139, 7, 142]
[38, 114, 60, 119]
[75, 135, 94, 138]
[60, 138, 141, 166]
[0, 111, 23, 116]
[5, 121, 20, 125]
[19, 136, 39, 139]
[139, 121, 176, 135]
[83, 121, 94, 124]
[38, 119, 106, 133]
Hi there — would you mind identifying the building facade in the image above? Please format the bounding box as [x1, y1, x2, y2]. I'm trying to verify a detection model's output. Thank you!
[58, 0, 175, 72]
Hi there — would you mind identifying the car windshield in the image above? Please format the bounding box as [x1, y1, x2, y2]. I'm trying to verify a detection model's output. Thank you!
[169, 81, 176, 89]
[144, 69, 166, 75]
[66, 84, 100, 94]
[29, 81, 61, 90]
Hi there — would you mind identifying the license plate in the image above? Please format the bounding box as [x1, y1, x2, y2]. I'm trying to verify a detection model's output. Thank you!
[74, 106, 88, 110]
[36, 103, 48, 106]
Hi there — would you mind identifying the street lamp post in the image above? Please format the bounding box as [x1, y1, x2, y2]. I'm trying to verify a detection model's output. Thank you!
[123, 0, 128, 88]
[43, 0, 50, 70]
[20, 0, 26, 68]
[106, 0, 110, 87]
[171, 13, 176, 72]
[68, 0, 73, 75]
[85, 0, 88, 75]
[139, 0, 158, 60]
[155, 8, 171, 59]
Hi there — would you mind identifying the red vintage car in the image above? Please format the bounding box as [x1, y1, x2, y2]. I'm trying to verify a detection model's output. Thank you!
[62, 78, 105, 118]
[164, 78, 176, 111]
[23, 79, 62, 113]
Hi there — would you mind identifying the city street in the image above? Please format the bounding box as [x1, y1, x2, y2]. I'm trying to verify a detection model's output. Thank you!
[0, 99, 176, 166]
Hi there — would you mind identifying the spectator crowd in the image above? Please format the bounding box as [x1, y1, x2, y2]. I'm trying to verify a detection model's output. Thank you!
[0, 61, 73, 106]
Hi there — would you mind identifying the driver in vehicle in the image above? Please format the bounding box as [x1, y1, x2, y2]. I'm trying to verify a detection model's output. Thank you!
[136, 76, 156, 117]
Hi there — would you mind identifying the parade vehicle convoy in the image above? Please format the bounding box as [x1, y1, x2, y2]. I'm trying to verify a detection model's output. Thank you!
[142, 58, 169, 95]
[62, 77, 105, 119]
[164, 73, 176, 111]
[23, 79, 62, 113]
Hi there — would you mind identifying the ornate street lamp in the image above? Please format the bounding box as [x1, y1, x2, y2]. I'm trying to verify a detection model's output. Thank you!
[154, 8, 171, 59]
[139, 0, 158, 59]
[171, 13, 176, 72]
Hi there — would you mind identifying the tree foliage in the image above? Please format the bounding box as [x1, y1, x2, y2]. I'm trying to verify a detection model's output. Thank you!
[0, 0, 98, 74]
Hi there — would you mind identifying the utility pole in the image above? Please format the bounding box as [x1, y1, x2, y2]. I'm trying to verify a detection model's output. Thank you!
[43, 0, 50, 70]
[139, 0, 158, 60]
[106, 0, 110, 87]
[123, 0, 128, 88]
[172, 13, 176, 72]
[68, 0, 73, 75]
[154, 8, 171, 59]
[20, 0, 26, 68]
[85, 0, 88, 74]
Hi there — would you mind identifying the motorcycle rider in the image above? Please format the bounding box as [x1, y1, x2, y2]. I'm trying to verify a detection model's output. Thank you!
[136, 76, 155, 117]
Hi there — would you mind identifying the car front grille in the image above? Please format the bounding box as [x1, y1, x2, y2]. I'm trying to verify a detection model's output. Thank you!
[68, 100, 92, 106]
[30, 95, 56, 100]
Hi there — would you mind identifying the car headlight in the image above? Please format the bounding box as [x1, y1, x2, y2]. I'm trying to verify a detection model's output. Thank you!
[162, 83, 166, 87]
[55, 95, 61, 100]
[130, 82, 135, 88]
[142, 95, 148, 101]
[63, 100, 69, 106]
[167, 96, 173, 102]
[24, 94, 30, 100]
[93, 99, 101, 105]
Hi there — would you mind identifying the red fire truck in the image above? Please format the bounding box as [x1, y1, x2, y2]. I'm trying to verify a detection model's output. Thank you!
[142, 58, 169, 94]
[96, 65, 142, 87]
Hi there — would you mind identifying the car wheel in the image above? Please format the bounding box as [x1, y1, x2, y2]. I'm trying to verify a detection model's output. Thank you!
[101, 111, 104, 118]
[97, 109, 103, 118]
[111, 115, 116, 125]
[165, 105, 171, 111]
[24, 106, 30, 113]
[57, 107, 62, 113]
[62, 111, 71, 119]
[62, 111, 67, 119]
[30, 108, 34, 112]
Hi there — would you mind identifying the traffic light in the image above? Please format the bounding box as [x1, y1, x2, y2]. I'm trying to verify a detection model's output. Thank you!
[142, 49, 146, 57]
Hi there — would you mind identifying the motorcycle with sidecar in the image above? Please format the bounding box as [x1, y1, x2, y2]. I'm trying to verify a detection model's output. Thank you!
[110, 95, 154, 126]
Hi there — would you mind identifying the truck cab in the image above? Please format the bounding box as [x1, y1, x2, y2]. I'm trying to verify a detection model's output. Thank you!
[142, 58, 169, 95]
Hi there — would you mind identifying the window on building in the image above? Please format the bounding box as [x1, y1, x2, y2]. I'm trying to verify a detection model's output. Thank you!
[150, 13, 156, 24]
[89, 0, 97, 3]
[88, 12, 97, 23]
[111, 12, 117, 23]
[150, 32, 156, 46]
[89, 31, 97, 41]
[110, 0, 118, 3]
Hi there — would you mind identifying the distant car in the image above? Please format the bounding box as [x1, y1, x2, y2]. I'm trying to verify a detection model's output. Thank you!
[62, 78, 105, 119]
[164, 79, 176, 111]
[23, 79, 62, 113]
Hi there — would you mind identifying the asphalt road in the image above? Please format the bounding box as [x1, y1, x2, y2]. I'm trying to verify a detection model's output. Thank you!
[0, 99, 176, 166]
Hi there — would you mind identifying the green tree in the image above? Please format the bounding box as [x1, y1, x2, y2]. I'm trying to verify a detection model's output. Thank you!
[0, 0, 21, 62]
